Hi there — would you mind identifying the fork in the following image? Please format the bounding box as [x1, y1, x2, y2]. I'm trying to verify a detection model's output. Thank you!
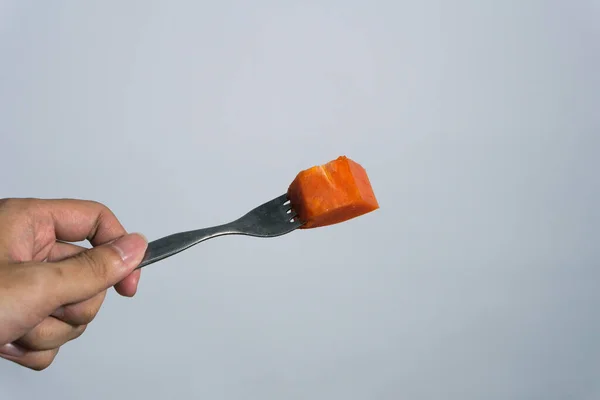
[135, 194, 303, 269]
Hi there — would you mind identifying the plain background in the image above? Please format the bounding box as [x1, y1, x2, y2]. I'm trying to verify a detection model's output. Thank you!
[1, 1, 599, 399]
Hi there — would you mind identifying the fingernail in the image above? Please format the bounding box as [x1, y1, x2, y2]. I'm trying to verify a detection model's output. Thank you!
[110, 233, 148, 267]
[0, 343, 26, 358]
[52, 306, 65, 319]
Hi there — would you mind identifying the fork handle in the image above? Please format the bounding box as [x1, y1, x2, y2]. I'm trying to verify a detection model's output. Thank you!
[136, 224, 238, 269]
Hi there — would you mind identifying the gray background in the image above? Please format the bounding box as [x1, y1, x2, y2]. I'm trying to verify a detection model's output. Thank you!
[1, 1, 599, 399]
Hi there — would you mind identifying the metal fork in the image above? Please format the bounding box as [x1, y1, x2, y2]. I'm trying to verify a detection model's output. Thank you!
[136, 194, 303, 269]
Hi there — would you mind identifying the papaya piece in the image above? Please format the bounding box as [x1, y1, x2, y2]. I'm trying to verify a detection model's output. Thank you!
[287, 156, 379, 229]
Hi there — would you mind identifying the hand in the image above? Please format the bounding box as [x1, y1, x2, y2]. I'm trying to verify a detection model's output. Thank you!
[0, 198, 147, 370]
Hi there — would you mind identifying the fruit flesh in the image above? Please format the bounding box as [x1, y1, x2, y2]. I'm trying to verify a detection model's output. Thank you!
[287, 156, 379, 229]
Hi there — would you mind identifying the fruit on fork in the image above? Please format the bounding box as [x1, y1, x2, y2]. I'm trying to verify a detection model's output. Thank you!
[288, 156, 379, 229]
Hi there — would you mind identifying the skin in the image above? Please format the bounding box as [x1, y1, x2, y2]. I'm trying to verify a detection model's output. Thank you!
[0, 198, 148, 370]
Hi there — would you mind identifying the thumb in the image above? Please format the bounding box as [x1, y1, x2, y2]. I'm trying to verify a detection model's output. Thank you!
[52, 233, 148, 304]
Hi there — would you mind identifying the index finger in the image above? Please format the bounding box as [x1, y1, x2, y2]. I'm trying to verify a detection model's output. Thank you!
[39, 199, 127, 245]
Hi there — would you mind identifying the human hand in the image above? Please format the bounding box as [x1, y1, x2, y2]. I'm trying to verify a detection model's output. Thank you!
[0, 198, 147, 370]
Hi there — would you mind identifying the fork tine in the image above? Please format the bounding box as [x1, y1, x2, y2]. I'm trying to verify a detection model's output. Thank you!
[236, 193, 305, 236]
[278, 195, 301, 221]
[247, 193, 288, 213]
[290, 218, 304, 227]
[274, 193, 289, 204]
[273, 194, 296, 215]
